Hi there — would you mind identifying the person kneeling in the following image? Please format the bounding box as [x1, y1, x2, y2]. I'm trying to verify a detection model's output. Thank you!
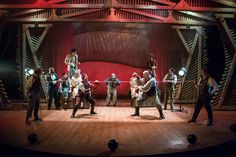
[71, 73, 97, 118]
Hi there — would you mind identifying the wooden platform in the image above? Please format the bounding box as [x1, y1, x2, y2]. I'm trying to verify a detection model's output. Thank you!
[0, 100, 236, 156]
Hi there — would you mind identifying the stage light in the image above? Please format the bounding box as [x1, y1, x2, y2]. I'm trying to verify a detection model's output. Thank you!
[27, 133, 39, 145]
[28, 69, 34, 75]
[25, 68, 34, 77]
[108, 139, 118, 152]
[178, 67, 187, 77]
[187, 134, 197, 145]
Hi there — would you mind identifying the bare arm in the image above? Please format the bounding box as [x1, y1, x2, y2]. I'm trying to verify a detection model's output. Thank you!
[208, 77, 219, 94]
[163, 74, 168, 83]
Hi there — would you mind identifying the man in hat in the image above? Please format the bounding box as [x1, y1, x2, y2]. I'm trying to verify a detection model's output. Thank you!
[131, 70, 165, 119]
[130, 72, 142, 107]
[105, 73, 120, 106]
[188, 66, 218, 126]
[163, 68, 177, 111]
[64, 48, 80, 78]
[46, 67, 61, 110]
[25, 68, 43, 124]
[71, 73, 97, 118]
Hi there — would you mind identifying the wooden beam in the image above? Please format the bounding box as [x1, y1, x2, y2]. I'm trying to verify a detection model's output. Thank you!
[172, 25, 202, 30]
[9, 0, 67, 17]
[213, 0, 236, 8]
[216, 13, 235, 18]
[178, 11, 215, 22]
[60, 9, 103, 18]
[197, 27, 202, 80]
[22, 26, 27, 100]
[0, 4, 104, 9]
[10, 9, 44, 17]
[34, 25, 51, 52]
[216, 15, 236, 108]
[149, 0, 175, 6]
[1, 4, 236, 13]
[175, 29, 199, 100]
[49, 0, 68, 4]
[120, 9, 166, 21]
[6, 17, 216, 25]
[176, 29, 191, 53]
[25, 26, 50, 98]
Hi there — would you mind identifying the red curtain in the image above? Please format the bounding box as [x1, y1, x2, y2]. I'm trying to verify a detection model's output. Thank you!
[41, 23, 183, 98]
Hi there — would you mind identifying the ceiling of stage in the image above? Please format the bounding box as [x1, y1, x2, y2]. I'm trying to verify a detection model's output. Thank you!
[0, 0, 235, 26]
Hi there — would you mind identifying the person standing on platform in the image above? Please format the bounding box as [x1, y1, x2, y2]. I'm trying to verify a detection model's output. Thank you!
[71, 73, 97, 118]
[146, 53, 158, 78]
[46, 67, 61, 110]
[25, 68, 43, 124]
[130, 72, 142, 107]
[64, 48, 80, 78]
[60, 72, 71, 110]
[188, 66, 218, 126]
[163, 68, 177, 112]
[105, 73, 120, 106]
[70, 69, 82, 106]
[131, 70, 165, 119]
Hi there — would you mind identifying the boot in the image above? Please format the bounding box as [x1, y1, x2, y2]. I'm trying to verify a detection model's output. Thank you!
[157, 107, 165, 119]
[63, 98, 68, 110]
[90, 105, 97, 114]
[72, 98, 76, 108]
[130, 98, 136, 107]
[163, 104, 167, 110]
[131, 107, 139, 116]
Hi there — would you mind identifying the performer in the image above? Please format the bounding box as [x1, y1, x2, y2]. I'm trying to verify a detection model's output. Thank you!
[131, 70, 165, 119]
[46, 67, 61, 110]
[188, 66, 218, 126]
[130, 72, 142, 107]
[25, 68, 43, 124]
[163, 68, 177, 111]
[71, 73, 97, 118]
[70, 69, 82, 106]
[60, 72, 71, 110]
[146, 53, 158, 78]
[64, 48, 80, 78]
[105, 73, 120, 106]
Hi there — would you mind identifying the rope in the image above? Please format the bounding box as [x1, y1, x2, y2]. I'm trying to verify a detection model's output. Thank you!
[89, 80, 195, 83]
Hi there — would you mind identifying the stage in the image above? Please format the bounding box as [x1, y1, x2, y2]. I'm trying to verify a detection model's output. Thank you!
[0, 100, 236, 156]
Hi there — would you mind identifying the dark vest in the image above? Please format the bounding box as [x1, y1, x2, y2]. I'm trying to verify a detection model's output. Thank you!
[146, 78, 157, 97]
[166, 74, 175, 88]
[83, 80, 91, 90]
[32, 75, 41, 94]
[199, 76, 211, 96]
[78, 80, 90, 97]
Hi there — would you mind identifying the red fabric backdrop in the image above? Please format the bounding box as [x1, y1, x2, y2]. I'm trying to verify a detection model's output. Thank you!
[40, 23, 183, 98]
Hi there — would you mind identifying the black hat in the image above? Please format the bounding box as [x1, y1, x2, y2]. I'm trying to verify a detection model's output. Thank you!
[71, 48, 77, 53]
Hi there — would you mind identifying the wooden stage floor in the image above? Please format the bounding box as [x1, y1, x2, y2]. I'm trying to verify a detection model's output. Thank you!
[0, 100, 236, 156]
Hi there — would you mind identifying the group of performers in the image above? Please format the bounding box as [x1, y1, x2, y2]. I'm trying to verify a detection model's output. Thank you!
[25, 49, 219, 127]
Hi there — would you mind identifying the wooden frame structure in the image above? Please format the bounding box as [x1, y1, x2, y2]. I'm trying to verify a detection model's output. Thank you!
[0, 0, 236, 109]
